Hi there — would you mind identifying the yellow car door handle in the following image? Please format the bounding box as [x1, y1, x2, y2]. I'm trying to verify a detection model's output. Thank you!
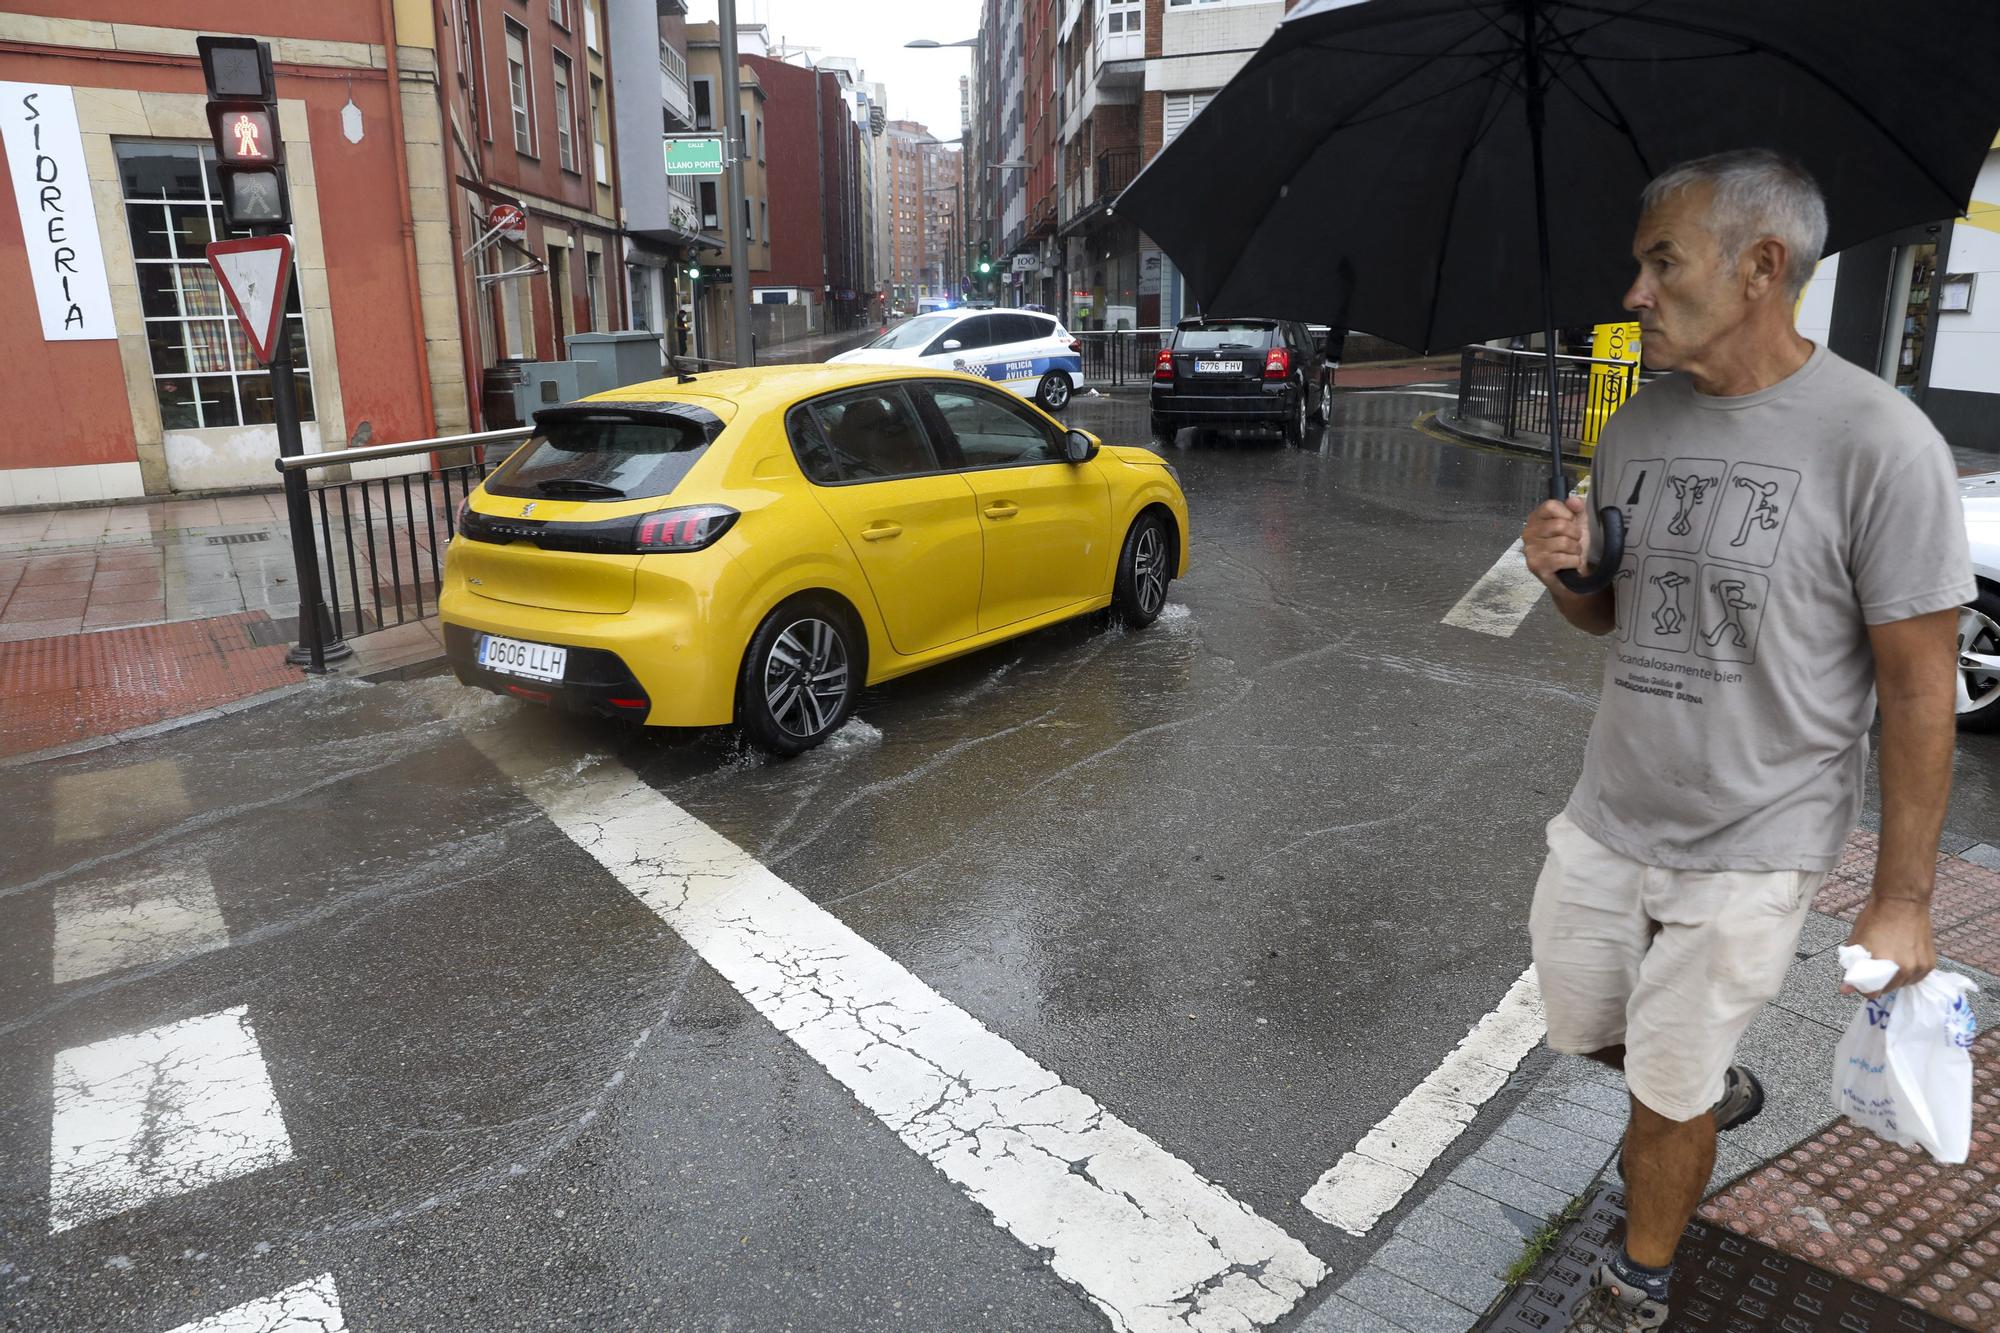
[861, 522, 902, 541]
[983, 502, 1020, 519]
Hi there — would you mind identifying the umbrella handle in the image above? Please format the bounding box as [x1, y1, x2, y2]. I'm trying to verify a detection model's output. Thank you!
[1554, 505, 1625, 597]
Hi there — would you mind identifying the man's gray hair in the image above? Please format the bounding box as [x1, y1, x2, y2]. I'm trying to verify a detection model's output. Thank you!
[1641, 149, 1829, 298]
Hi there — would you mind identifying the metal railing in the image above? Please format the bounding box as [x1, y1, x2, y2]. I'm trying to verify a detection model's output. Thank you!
[1095, 148, 1138, 201]
[1076, 327, 1172, 385]
[273, 429, 530, 653]
[1451, 344, 1641, 454]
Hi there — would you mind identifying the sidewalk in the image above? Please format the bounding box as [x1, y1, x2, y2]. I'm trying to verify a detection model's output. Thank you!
[0, 494, 443, 760]
[1317, 827, 2000, 1332]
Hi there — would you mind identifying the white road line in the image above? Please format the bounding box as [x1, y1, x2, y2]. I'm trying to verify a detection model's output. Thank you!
[53, 759, 191, 845]
[53, 866, 228, 984]
[49, 1006, 293, 1234]
[467, 727, 1328, 1333]
[163, 1274, 345, 1333]
[1301, 969, 1543, 1236]
[1441, 540, 1547, 637]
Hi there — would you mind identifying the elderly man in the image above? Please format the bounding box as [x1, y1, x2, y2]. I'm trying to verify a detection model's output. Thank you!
[1521, 149, 1970, 1332]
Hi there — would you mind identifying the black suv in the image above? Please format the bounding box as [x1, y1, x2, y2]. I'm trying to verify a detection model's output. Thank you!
[1149, 318, 1327, 445]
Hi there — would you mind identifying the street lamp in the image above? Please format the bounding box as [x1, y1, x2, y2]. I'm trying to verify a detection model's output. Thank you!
[908, 36, 992, 303]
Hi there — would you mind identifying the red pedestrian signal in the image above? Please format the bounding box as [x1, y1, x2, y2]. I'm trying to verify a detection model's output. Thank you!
[214, 107, 276, 164]
[198, 36, 287, 230]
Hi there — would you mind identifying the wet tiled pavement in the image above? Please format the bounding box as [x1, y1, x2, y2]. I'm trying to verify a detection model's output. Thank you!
[0, 493, 300, 642]
[1688, 831, 2000, 1331]
[0, 612, 300, 758]
[1699, 1033, 1999, 1331]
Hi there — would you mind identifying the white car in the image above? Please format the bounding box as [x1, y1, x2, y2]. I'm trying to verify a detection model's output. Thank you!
[1958, 472, 2000, 728]
[831, 308, 1083, 412]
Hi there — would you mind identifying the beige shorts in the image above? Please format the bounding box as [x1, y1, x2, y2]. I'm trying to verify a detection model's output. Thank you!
[1529, 811, 1824, 1122]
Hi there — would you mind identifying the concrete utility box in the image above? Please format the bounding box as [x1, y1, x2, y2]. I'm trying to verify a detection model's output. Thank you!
[564, 330, 665, 396]
[512, 360, 581, 423]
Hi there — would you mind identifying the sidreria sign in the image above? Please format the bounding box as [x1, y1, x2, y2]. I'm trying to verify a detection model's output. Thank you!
[0, 83, 115, 341]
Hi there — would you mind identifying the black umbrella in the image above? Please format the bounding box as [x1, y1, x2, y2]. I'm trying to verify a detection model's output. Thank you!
[1116, 0, 2000, 594]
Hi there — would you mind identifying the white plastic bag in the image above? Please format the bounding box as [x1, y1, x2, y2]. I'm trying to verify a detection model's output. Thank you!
[1830, 945, 1980, 1163]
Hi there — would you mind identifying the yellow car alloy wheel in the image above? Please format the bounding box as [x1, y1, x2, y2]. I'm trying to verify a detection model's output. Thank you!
[737, 596, 865, 756]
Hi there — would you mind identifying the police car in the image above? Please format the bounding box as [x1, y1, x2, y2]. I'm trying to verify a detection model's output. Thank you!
[831, 308, 1084, 411]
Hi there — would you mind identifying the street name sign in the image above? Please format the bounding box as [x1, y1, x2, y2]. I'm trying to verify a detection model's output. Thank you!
[664, 135, 725, 174]
[205, 234, 294, 365]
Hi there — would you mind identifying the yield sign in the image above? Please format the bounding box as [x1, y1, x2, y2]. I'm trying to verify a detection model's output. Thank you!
[204, 234, 294, 365]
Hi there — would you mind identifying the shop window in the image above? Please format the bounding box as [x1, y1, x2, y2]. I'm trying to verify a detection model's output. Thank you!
[116, 141, 313, 431]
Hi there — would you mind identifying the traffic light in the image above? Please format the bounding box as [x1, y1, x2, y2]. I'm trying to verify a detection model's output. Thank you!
[688, 262, 702, 281]
[976, 251, 994, 278]
[198, 36, 289, 229]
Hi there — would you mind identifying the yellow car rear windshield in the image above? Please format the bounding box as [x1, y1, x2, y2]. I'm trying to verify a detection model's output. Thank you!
[487, 402, 724, 502]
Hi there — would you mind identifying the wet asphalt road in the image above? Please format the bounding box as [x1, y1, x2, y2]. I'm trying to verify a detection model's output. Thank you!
[5, 387, 2000, 1333]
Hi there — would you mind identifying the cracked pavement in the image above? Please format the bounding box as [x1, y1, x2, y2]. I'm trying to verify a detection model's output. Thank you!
[6, 390, 2000, 1331]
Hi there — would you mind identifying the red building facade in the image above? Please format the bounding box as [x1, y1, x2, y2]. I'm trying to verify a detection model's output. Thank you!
[0, 1, 457, 501]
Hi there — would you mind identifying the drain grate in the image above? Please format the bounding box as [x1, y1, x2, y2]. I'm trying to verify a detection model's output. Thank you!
[1475, 1184, 1971, 1332]
[206, 531, 272, 546]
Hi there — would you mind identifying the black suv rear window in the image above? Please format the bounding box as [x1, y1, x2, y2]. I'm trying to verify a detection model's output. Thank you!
[1175, 323, 1276, 352]
[485, 403, 722, 502]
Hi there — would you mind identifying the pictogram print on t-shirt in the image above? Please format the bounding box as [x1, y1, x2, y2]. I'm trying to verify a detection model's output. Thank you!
[1705, 462, 1801, 567]
[1609, 457, 1665, 547]
[1646, 457, 1726, 553]
[1613, 558, 1638, 644]
[1636, 554, 1699, 654]
[1696, 567, 1769, 664]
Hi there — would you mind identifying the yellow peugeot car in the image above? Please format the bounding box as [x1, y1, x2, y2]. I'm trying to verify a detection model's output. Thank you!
[439, 363, 1190, 754]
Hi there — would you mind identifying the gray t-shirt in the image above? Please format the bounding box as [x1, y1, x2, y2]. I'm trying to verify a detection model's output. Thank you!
[1566, 343, 1974, 872]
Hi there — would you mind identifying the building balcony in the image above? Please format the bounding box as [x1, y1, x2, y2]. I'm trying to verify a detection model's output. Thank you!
[661, 39, 693, 129]
[1093, 25, 1145, 86]
[1095, 147, 1137, 201]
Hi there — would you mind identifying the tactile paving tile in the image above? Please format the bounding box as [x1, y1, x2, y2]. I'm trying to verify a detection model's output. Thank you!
[1699, 1031, 2000, 1330]
[1474, 1184, 1973, 1332]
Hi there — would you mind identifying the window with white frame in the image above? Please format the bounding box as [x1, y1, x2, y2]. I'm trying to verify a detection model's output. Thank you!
[117, 140, 313, 430]
[549, 0, 568, 27]
[505, 21, 535, 156]
[692, 77, 714, 130]
[552, 52, 576, 171]
[742, 196, 752, 240]
[585, 250, 605, 331]
[583, 0, 598, 52]
[590, 74, 609, 185]
[698, 179, 720, 228]
[1162, 90, 1216, 146]
[1108, 0, 1143, 33]
[759, 199, 767, 241]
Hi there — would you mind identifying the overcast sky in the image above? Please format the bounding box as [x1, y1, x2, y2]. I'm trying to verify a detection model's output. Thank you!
[684, 0, 981, 140]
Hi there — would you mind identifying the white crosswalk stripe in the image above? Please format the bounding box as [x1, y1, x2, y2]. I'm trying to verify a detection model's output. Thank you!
[1442, 539, 1547, 637]
[162, 1274, 344, 1333]
[1301, 969, 1544, 1235]
[466, 724, 1329, 1333]
[49, 1006, 293, 1234]
[52, 865, 228, 984]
